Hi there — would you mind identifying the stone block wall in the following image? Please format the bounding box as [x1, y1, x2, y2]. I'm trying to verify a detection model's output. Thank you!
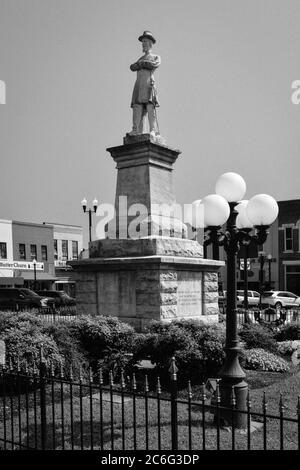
[202, 272, 219, 317]
[71, 259, 222, 330]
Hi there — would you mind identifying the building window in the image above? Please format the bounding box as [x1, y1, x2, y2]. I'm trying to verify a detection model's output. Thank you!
[62, 240, 68, 260]
[0, 242, 7, 259]
[30, 244, 37, 260]
[72, 241, 78, 259]
[19, 244, 26, 260]
[284, 227, 293, 251]
[41, 245, 48, 261]
[54, 239, 58, 260]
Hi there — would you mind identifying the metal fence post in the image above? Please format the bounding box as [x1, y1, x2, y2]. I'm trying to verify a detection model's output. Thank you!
[169, 356, 178, 451]
[39, 347, 47, 450]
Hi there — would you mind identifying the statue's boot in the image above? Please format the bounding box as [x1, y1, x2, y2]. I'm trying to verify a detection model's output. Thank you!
[129, 105, 143, 135]
[147, 104, 158, 136]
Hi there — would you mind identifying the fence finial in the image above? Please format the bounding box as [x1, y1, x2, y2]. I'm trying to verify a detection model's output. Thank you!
[99, 367, 103, 385]
[144, 374, 149, 392]
[201, 382, 206, 402]
[39, 344, 44, 364]
[230, 386, 236, 406]
[188, 380, 192, 399]
[168, 356, 178, 381]
[109, 370, 114, 387]
[279, 393, 284, 413]
[121, 369, 125, 389]
[157, 376, 161, 395]
[60, 360, 64, 378]
[246, 387, 251, 408]
[216, 379, 221, 403]
[262, 391, 267, 411]
[132, 373, 137, 391]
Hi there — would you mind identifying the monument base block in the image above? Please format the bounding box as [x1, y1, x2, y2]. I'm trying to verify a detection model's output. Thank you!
[70, 254, 223, 331]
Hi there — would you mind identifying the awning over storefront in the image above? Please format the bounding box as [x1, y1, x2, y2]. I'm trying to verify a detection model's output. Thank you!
[20, 272, 58, 281]
[0, 277, 24, 286]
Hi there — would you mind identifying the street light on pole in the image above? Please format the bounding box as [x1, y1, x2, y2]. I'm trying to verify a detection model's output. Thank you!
[33, 258, 37, 291]
[267, 253, 273, 288]
[258, 252, 266, 306]
[236, 200, 253, 311]
[202, 172, 278, 428]
[81, 197, 99, 243]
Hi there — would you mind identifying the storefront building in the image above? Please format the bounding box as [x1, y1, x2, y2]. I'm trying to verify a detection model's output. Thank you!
[50, 222, 83, 297]
[278, 200, 300, 295]
[11, 221, 56, 289]
[0, 219, 83, 295]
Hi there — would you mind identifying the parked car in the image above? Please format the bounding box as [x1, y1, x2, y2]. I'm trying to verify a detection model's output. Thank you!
[261, 291, 300, 309]
[35, 290, 76, 307]
[0, 288, 55, 310]
[237, 290, 261, 307]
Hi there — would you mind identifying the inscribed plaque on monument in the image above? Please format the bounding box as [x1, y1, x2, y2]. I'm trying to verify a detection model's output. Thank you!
[176, 271, 202, 317]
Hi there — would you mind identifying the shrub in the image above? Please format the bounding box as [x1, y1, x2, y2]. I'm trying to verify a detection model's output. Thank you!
[240, 348, 289, 372]
[239, 323, 277, 352]
[0, 324, 62, 371]
[277, 341, 295, 356]
[132, 320, 226, 383]
[42, 322, 89, 379]
[68, 316, 137, 377]
[0, 311, 43, 334]
[275, 323, 300, 341]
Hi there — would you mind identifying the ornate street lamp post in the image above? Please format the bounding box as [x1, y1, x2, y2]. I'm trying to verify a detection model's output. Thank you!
[267, 253, 273, 288]
[33, 258, 37, 291]
[203, 172, 278, 428]
[81, 198, 99, 243]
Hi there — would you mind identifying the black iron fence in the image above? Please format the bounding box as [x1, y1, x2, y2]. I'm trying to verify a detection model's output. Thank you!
[0, 357, 299, 451]
[0, 306, 77, 323]
[219, 306, 300, 326]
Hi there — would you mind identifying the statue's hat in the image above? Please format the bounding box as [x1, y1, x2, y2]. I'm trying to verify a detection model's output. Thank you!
[138, 31, 156, 44]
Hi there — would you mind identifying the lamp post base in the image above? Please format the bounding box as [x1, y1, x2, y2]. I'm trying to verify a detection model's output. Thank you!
[219, 379, 248, 429]
[217, 349, 249, 429]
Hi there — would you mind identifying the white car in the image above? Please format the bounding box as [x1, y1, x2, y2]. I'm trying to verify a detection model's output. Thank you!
[237, 290, 260, 307]
[218, 290, 242, 308]
[261, 291, 300, 309]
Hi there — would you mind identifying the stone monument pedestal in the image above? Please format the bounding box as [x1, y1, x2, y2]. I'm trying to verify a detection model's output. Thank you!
[70, 136, 224, 331]
[71, 252, 222, 331]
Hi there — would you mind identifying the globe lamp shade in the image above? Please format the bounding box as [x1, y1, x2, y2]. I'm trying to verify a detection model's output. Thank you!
[215, 172, 246, 202]
[246, 194, 279, 226]
[92, 198, 99, 212]
[202, 194, 230, 227]
[236, 200, 254, 229]
[184, 199, 204, 229]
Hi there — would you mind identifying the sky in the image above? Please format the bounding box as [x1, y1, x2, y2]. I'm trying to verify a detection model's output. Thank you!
[0, 0, 299, 247]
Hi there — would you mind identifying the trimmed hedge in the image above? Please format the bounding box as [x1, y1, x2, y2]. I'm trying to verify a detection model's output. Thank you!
[238, 323, 277, 353]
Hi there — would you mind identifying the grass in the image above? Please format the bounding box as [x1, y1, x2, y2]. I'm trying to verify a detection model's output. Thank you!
[1, 366, 300, 451]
